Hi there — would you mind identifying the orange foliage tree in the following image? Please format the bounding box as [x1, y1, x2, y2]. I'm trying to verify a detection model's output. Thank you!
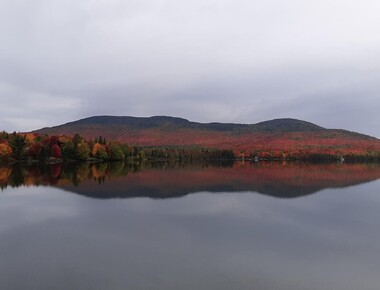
[0, 143, 12, 159]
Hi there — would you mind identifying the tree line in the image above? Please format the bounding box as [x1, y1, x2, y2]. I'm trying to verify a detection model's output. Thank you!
[1, 131, 378, 163]
[0, 131, 235, 162]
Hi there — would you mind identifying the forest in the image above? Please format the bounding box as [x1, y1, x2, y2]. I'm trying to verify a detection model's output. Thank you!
[1, 131, 380, 163]
[0, 131, 234, 163]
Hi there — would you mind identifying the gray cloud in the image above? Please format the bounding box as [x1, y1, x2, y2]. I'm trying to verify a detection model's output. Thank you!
[0, 0, 379, 136]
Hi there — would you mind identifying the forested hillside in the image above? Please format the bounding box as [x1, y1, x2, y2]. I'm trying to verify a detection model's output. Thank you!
[32, 116, 380, 160]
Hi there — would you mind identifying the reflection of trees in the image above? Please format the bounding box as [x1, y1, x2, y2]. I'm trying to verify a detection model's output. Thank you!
[1, 161, 230, 189]
[1, 162, 380, 199]
[73, 163, 91, 186]
[0, 166, 12, 189]
[0, 162, 132, 189]
[9, 164, 25, 187]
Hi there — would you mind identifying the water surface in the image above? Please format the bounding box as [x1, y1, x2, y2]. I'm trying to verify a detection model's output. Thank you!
[1, 162, 380, 289]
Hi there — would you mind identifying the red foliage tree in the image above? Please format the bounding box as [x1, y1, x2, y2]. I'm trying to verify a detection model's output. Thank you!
[29, 142, 43, 158]
[51, 144, 62, 158]
[49, 135, 60, 145]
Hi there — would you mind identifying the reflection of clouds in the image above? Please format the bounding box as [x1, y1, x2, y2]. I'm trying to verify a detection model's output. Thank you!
[116, 192, 257, 217]
[108, 181, 380, 290]
[0, 181, 380, 289]
[0, 186, 82, 233]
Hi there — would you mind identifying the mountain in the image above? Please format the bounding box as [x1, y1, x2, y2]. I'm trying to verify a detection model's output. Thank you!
[33, 115, 380, 158]
[255, 118, 324, 132]
[37, 115, 324, 133]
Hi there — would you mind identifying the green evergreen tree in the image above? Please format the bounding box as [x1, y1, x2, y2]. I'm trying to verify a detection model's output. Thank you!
[9, 134, 26, 160]
[62, 140, 76, 159]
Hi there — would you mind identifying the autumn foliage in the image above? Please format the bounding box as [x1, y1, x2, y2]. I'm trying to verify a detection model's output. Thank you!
[0, 130, 233, 163]
[1, 126, 380, 162]
[30, 116, 380, 162]
[0, 143, 12, 160]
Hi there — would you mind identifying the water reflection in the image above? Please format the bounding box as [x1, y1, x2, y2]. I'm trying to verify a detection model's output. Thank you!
[1, 162, 380, 289]
[1, 161, 380, 198]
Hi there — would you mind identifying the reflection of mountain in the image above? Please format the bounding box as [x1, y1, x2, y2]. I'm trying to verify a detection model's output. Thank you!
[2, 162, 378, 199]
[58, 163, 380, 199]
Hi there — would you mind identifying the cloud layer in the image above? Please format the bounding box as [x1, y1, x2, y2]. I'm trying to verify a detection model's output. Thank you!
[1, 0, 379, 136]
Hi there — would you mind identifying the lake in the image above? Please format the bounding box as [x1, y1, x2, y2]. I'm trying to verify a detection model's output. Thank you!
[1, 161, 380, 290]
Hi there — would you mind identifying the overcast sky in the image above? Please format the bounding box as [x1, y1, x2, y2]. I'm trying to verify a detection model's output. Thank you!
[1, 0, 379, 137]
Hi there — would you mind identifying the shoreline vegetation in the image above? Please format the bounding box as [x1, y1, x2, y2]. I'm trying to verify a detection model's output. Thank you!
[1, 131, 380, 164]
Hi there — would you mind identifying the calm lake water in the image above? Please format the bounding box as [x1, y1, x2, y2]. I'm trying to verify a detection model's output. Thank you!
[1, 161, 380, 290]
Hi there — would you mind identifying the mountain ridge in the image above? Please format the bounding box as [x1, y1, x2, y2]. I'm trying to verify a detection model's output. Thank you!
[38, 115, 325, 131]
[35, 115, 375, 138]
[33, 115, 380, 159]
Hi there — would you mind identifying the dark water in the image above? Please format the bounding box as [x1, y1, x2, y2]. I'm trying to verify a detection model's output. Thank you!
[1, 162, 380, 290]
